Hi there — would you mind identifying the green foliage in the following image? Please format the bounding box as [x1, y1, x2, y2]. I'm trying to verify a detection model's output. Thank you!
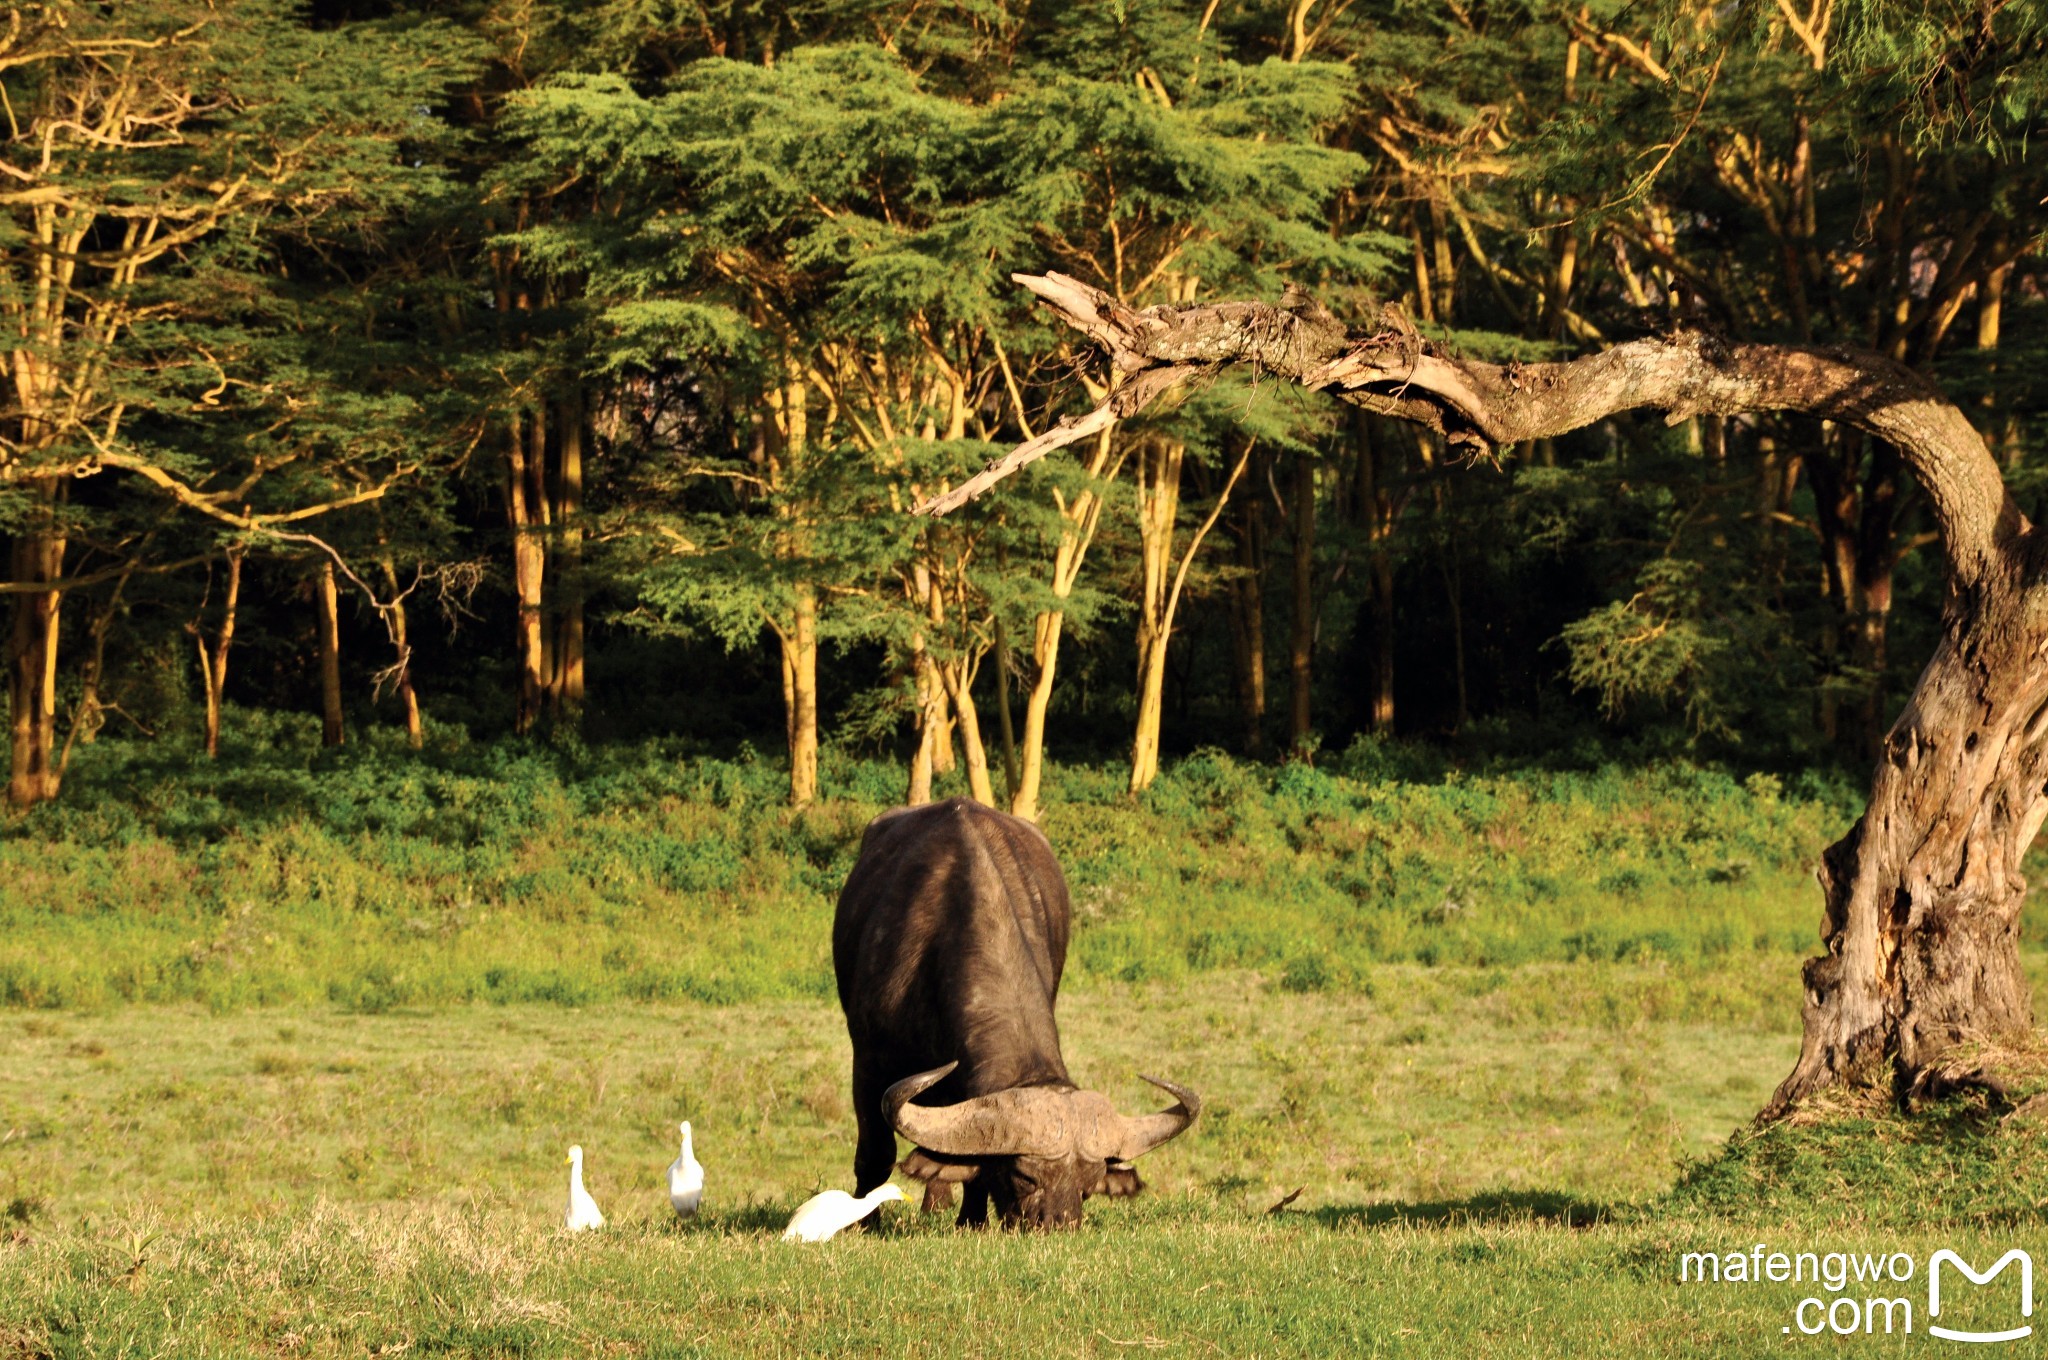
[0, 729, 1855, 1010]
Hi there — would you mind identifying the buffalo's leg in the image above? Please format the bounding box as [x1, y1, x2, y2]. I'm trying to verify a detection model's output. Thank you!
[851, 1069, 897, 1228]
[921, 1181, 955, 1214]
[957, 1177, 990, 1229]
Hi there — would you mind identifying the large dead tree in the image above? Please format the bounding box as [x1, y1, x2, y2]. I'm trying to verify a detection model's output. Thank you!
[920, 272, 2043, 1118]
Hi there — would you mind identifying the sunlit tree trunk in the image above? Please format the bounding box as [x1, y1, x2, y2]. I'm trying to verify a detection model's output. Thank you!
[551, 388, 587, 722]
[506, 408, 548, 735]
[378, 555, 423, 749]
[770, 368, 820, 808]
[191, 548, 243, 760]
[906, 567, 944, 806]
[1130, 437, 1250, 793]
[778, 581, 820, 808]
[7, 481, 65, 807]
[938, 654, 996, 806]
[316, 559, 346, 747]
[1011, 420, 1123, 822]
[1129, 435, 1185, 792]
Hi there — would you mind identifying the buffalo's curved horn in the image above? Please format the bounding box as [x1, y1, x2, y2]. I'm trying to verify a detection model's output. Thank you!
[883, 1062, 1078, 1158]
[1103, 1074, 1202, 1160]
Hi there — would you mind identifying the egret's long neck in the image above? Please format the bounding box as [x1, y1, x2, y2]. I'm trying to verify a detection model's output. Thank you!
[570, 1157, 585, 1192]
[682, 1126, 694, 1160]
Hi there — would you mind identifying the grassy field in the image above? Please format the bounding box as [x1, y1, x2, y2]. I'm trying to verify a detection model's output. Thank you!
[6, 959, 2047, 1356]
[0, 728, 1860, 1010]
[7, 738, 2047, 1356]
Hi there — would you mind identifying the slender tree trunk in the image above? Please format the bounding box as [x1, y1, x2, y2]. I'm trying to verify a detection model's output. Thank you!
[906, 564, 954, 805]
[1009, 420, 1123, 822]
[1013, 608, 1065, 821]
[907, 638, 939, 807]
[1130, 436, 1186, 792]
[378, 556, 423, 749]
[1130, 438, 1251, 793]
[506, 408, 547, 735]
[994, 614, 1021, 801]
[7, 484, 64, 807]
[1357, 414, 1398, 733]
[59, 557, 136, 774]
[1977, 260, 2023, 469]
[1288, 450, 1316, 757]
[552, 388, 587, 722]
[316, 559, 345, 748]
[929, 689, 956, 776]
[193, 549, 243, 760]
[768, 366, 821, 809]
[1228, 456, 1268, 756]
[786, 583, 819, 807]
[938, 656, 997, 806]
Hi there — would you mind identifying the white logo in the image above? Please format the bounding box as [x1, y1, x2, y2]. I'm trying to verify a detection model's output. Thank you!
[1928, 1249, 2033, 1344]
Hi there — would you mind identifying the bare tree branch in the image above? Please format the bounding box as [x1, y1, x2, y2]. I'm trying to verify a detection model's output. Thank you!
[920, 271, 2025, 586]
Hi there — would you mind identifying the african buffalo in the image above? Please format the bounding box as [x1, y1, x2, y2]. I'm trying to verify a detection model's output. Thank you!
[833, 797, 1200, 1228]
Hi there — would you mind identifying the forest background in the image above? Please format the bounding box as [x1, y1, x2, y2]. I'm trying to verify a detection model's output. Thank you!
[5, 0, 2041, 817]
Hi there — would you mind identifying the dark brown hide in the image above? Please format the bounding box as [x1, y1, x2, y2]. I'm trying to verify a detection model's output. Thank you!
[833, 798, 1198, 1227]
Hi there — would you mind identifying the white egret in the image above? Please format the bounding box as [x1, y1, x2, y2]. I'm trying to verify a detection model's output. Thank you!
[564, 1145, 605, 1232]
[781, 1184, 906, 1242]
[668, 1121, 704, 1218]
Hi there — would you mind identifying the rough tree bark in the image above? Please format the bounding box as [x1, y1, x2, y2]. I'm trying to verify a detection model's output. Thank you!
[920, 271, 2041, 1117]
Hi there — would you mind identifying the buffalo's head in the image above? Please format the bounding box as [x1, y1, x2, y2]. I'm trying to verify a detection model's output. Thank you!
[883, 1061, 1200, 1228]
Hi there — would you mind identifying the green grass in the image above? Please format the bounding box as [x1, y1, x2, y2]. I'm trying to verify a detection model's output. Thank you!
[0, 725, 1860, 1010]
[8, 735, 2045, 1355]
[4, 965, 2047, 1356]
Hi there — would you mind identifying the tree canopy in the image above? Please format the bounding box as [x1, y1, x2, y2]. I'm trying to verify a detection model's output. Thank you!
[0, 0, 2041, 819]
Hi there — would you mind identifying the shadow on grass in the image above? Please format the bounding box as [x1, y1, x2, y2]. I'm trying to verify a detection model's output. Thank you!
[1307, 1189, 1613, 1230]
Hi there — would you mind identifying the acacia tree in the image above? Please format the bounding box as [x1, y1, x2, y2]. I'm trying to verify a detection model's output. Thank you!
[0, 3, 466, 801]
[929, 269, 2041, 1111]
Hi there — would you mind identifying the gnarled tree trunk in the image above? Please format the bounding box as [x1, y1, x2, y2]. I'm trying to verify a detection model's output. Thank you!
[921, 271, 2041, 1115]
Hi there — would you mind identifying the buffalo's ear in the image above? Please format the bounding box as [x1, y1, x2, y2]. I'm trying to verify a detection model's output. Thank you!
[898, 1149, 980, 1183]
[1092, 1160, 1144, 1198]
